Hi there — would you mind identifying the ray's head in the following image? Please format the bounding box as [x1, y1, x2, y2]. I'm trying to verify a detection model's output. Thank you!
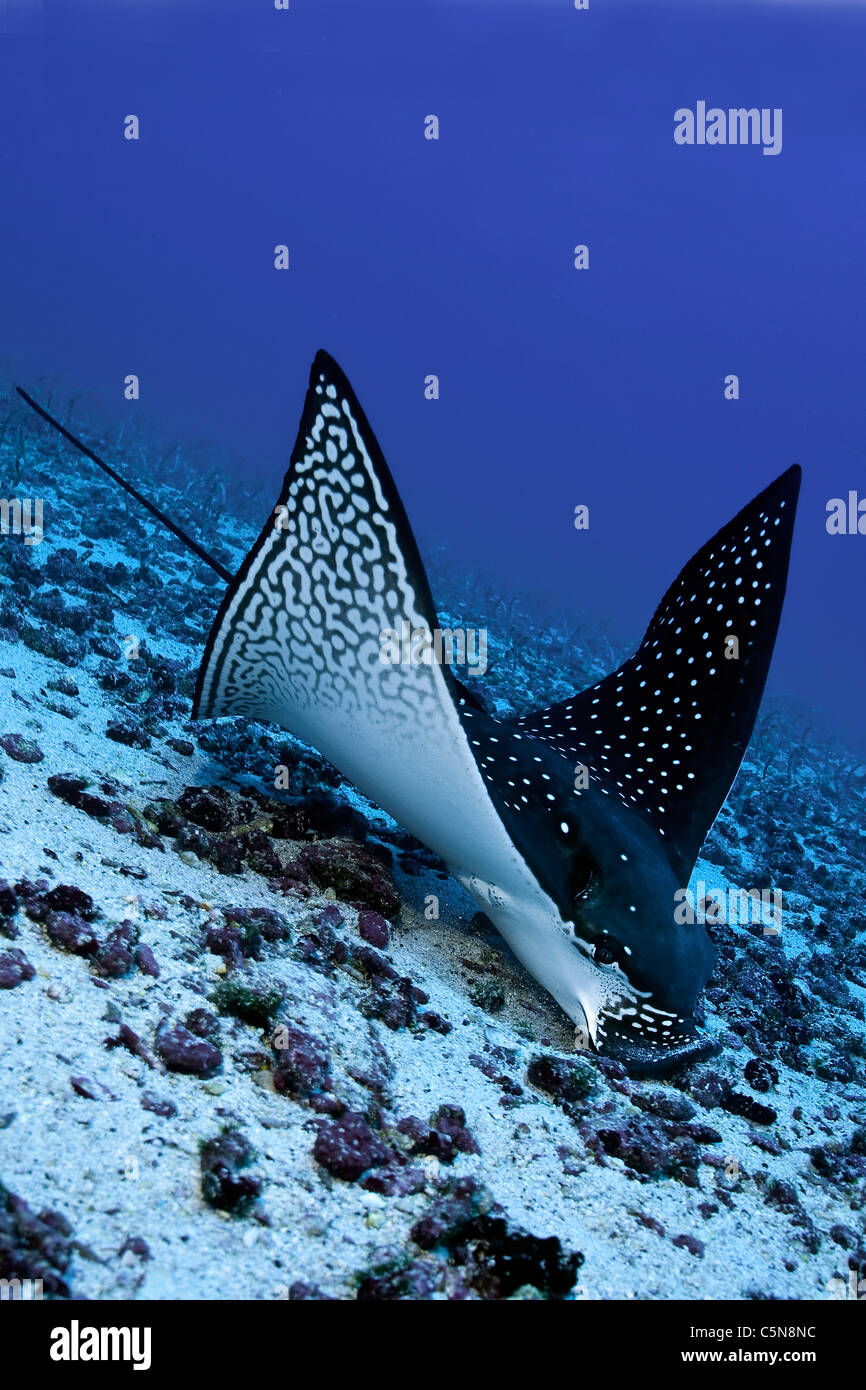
[559, 804, 718, 1076]
[463, 711, 718, 1078]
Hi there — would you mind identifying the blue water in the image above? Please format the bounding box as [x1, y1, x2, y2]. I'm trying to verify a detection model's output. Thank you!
[1, 0, 864, 743]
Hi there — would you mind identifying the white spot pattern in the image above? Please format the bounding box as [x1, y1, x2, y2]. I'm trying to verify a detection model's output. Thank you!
[510, 467, 800, 877]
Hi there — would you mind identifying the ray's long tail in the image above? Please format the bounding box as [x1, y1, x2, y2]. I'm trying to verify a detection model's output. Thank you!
[15, 385, 233, 583]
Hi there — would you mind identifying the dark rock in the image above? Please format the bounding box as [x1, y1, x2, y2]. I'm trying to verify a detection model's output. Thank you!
[297, 839, 400, 919]
[30, 590, 91, 635]
[119, 1237, 151, 1260]
[0, 948, 34, 988]
[360, 974, 424, 1031]
[141, 1092, 177, 1118]
[350, 943, 398, 981]
[268, 804, 312, 840]
[20, 624, 85, 666]
[15, 877, 50, 919]
[356, 1256, 447, 1301]
[200, 1129, 262, 1215]
[184, 1008, 220, 1040]
[166, 738, 194, 757]
[272, 1024, 331, 1100]
[469, 977, 506, 1013]
[70, 1075, 116, 1102]
[410, 1177, 491, 1251]
[309, 1093, 346, 1117]
[591, 1116, 700, 1180]
[829, 1224, 859, 1249]
[46, 773, 89, 806]
[106, 720, 151, 750]
[42, 884, 96, 920]
[297, 789, 373, 841]
[144, 799, 185, 837]
[672, 1233, 705, 1258]
[744, 1057, 779, 1093]
[46, 775, 147, 843]
[313, 1111, 390, 1182]
[357, 908, 390, 949]
[410, 1177, 581, 1299]
[683, 1123, 723, 1145]
[631, 1089, 697, 1122]
[89, 635, 121, 659]
[240, 829, 282, 878]
[105, 1023, 162, 1071]
[0, 1180, 75, 1297]
[360, 1165, 427, 1197]
[44, 911, 100, 957]
[211, 979, 284, 1028]
[0, 879, 17, 933]
[764, 1179, 800, 1213]
[636, 1211, 666, 1237]
[527, 1054, 596, 1113]
[177, 785, 233, 833]
[749, 1129, 783, 1156]
[597, 1057, 629, 1082]
[223, 905, 289, 944]
[136, 943, 160, 977]
[815, 1052, 857, 1084]
[724, 1092, 777, 1126]
[420, 1011, 452, 1034]
[810, 1143, 866, 1185]
[397, 1104, 479, 1163]
[689, 1068, 732, 1110]
[0, 733, 44, 763]
[155, 1020, 222, 1077]
[200, 921, 248, 969]
[293, 908, 348, 974]
[210, 838, 250, 877]
[95, 922, 139, 978]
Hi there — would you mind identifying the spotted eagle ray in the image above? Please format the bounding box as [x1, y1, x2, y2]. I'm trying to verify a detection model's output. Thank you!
[17, 353, 801, 1076]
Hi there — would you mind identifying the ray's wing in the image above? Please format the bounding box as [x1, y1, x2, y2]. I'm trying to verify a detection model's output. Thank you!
[193, 351, 518, 878]
[510, 466, 801, 883]
[195, 349, 441, 731]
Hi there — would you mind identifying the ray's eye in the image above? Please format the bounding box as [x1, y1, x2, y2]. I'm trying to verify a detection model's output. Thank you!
[592, 933, 624, 967]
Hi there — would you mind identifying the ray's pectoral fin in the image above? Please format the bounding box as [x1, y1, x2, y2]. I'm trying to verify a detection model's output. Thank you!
[193, 349, 445, 744]
[192, 351, 499, 864]
[513, 465, 802, 883]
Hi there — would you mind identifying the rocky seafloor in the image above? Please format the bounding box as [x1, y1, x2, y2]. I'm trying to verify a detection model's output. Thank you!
[0, 387, 864, 1300]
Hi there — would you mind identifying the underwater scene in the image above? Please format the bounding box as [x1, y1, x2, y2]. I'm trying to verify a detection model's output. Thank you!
[1, 0, 864, 1322]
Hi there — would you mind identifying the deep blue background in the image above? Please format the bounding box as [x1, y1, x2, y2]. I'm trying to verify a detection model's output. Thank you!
[1, 0, 864, 743]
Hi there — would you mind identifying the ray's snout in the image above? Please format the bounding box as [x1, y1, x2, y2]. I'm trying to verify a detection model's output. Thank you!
[599, 1015, 717, 1078]
[587, 897, 717, 1077]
